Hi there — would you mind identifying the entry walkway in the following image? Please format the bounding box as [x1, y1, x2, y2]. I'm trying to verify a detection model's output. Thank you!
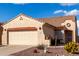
[49, 46, 64, 48]
[0, 45, 32, 56]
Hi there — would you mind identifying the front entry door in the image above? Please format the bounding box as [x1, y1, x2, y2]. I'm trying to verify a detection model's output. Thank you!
[65, 30, 72, 43]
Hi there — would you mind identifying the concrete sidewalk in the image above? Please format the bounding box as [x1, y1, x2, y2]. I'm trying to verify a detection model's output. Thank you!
[0, 45, 32, 56]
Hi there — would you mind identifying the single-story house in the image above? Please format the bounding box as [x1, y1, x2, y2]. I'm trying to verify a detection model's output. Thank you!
[0, 13, 77, 46]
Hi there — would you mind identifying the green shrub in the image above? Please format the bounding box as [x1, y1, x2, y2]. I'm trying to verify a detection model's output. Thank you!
[64, 41, 78, 54]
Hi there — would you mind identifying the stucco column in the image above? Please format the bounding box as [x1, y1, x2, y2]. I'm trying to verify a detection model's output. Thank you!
[2, 30, 8, 45]
[63, 30, 65, 44]
[72, 30, 76, 42]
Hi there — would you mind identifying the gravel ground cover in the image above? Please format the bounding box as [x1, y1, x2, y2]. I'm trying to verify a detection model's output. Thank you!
[10, 46, 79, 56]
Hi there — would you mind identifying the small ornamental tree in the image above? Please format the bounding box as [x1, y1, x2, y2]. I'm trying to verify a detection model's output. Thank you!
[64, 41, 78, 54]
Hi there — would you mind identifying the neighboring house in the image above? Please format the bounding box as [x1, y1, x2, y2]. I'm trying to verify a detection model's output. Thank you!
[0, 13, 77, 46]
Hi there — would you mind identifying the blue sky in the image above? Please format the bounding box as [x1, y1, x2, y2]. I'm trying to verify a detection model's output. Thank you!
[0, 3, 69, 22]
[0, 3, 78, 21]
[0, 3, 79, 35]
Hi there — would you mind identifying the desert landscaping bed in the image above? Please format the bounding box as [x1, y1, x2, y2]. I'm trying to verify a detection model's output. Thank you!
[10, 46, 79, 56]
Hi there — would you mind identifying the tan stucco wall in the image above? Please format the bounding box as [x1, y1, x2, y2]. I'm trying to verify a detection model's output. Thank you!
[3, 15, 43, 28]
[2, 15, 45, 45]
[61, 20, 76, 42]
[2, 31, 7, 45]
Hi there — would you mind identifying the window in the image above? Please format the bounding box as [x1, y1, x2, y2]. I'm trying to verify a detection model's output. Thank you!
[66, 23, 71, 27]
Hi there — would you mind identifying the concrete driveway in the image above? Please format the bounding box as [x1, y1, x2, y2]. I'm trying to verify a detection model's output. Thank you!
[0, 45, 32, 56]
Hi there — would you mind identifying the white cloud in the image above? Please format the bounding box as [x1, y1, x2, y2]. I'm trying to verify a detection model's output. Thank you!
[54, 10, 67, 14]
[54, 9, 79, 16]
[65, 9, 79, 16]
[13, 3, 28, 5]
[60, 3, 77, 6]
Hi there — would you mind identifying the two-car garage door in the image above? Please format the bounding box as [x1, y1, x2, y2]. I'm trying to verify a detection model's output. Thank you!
[8, 31, 38, 46]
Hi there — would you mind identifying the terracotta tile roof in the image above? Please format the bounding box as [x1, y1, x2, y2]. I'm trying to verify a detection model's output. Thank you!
[43, 23, 56, 29]
[35, 16, 76, 27]
[2, 13, 76, 28]
[55, 26, 66, 30]
[7, 27, 37, 31]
